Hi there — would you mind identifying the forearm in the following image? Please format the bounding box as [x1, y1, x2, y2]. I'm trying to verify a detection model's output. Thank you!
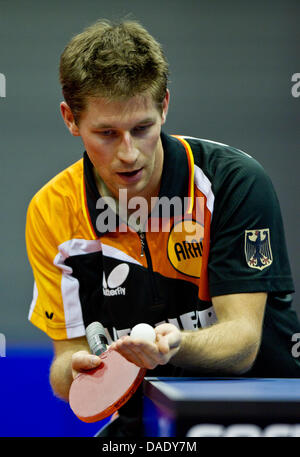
[50, 337, 92, 401]
[171, 318, 261, 375]
[50, 349, 76, 401]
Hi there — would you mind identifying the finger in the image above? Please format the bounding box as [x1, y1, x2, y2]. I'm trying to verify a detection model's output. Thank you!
[155, 334, 170, 354]
[71, 350, 102, 378]
[114, 342, 150, 367]
[112, 338, 160, 369]
[126, 340, 162, 368]
[112, 336, 156, 354]
[155, 323, 175, 336]
[154, 334, 181, 366]
[155, 324, 182, 349]
[123, 336, 174, 366]
[116, 345, 147, 367]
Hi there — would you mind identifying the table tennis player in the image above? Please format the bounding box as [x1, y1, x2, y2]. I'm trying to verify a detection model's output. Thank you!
[25, 18, 300, 437]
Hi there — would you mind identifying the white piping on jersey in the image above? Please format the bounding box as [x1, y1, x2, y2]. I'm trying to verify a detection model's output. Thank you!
[53, 238, 102, 339]
[194, 164, 215, 215]
[101, 243, 143, 266]
[179, 135, 229, 148]
[57, 238, 102, 260]
[181, 135, 252, 158]
[28, 281, 38, 321]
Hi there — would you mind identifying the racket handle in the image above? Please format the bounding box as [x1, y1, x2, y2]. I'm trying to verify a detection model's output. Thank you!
[86, 321, 108, 356]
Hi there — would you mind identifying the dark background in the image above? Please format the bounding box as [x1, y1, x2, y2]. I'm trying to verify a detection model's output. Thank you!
[0, 0, 299, 345]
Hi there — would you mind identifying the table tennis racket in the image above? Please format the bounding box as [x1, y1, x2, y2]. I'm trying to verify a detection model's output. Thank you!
[69, 343, 147, 423]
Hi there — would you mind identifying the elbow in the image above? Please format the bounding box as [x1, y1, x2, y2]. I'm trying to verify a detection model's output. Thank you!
[49, 362, 71, 402]
[233, 342, 261, 375]
[50, 378, 68, 403]
[229, 327, 262, 376]
[232, 359, 256, 376]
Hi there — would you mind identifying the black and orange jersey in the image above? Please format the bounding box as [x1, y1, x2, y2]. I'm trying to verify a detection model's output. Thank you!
[26, 132, 299, 376]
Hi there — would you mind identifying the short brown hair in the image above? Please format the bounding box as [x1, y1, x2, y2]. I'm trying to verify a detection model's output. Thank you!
[59, 19, 169, 123]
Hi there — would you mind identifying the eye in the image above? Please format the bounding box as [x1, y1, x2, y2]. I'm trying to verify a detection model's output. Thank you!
[99, 130, 117, 137]
[132, 124, 153, 134]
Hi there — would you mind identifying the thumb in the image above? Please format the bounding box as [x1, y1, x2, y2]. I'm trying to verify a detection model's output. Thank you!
[71, 350, 102, 379]
[155, 323, 182, 350]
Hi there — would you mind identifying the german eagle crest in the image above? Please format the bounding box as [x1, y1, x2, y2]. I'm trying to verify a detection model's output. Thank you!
[244, 229, 273, 270]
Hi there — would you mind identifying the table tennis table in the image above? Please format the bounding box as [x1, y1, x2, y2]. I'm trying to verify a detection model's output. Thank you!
[143, 377, 300, 437]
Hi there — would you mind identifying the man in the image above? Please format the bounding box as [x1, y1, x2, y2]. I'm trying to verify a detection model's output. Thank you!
[26, 19, 300, 437]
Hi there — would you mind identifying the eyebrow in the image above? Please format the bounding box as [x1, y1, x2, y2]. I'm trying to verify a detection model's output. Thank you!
[91, 117, 156, 130]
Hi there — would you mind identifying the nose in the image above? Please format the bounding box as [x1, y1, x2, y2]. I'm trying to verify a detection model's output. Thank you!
[116, 132, 139, 164]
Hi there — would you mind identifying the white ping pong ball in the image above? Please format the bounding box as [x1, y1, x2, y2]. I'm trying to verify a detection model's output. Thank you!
[130, 323, 156, 343]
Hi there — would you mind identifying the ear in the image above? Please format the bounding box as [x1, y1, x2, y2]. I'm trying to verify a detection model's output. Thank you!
[161, 89, 170, 125]
[60, 101, 80, 136]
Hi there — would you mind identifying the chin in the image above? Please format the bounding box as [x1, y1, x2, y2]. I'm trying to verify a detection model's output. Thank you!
[126, 182, 146, 198]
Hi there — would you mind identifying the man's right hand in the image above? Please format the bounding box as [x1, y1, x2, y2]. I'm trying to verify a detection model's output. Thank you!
[50, 336, 102, 401]
[71, 350, 103, 379]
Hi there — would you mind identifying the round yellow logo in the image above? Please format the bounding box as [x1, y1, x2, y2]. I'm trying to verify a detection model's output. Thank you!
[167, 220, 204, 278]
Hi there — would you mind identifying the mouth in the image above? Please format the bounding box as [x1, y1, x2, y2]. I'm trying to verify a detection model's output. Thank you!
[116, 167, 143, 183]
[117, 167, 142, 176]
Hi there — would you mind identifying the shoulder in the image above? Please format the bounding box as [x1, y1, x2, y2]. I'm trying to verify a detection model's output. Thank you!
[27, 158, 84, 234]
[180, 135, 273, 192]
[28, 158, 83, 210]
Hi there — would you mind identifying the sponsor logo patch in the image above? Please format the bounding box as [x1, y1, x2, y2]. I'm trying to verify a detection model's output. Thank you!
[244, 228, 273, 270]
[167, 219, 204, 278]
[103, 263, 129, 296]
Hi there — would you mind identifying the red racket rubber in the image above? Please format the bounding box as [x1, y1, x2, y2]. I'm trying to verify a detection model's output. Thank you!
[69, 348, 146, 423]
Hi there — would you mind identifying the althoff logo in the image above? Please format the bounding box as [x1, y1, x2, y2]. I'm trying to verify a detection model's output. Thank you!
[103, 263, 129, 297]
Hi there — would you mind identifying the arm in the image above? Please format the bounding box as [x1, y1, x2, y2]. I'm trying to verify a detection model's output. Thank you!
[110, 292, 266, 375]
[171, 292, 266, 374]
[50, 336, 102, 401]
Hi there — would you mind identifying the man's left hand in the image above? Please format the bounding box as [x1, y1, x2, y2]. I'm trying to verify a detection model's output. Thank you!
[109, 323, 182, 369]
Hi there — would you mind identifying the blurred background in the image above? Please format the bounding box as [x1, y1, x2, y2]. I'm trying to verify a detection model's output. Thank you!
[0, 0, 299, 436]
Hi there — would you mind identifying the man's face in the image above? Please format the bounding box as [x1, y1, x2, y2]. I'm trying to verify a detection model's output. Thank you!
[63, 91, 169, 201]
